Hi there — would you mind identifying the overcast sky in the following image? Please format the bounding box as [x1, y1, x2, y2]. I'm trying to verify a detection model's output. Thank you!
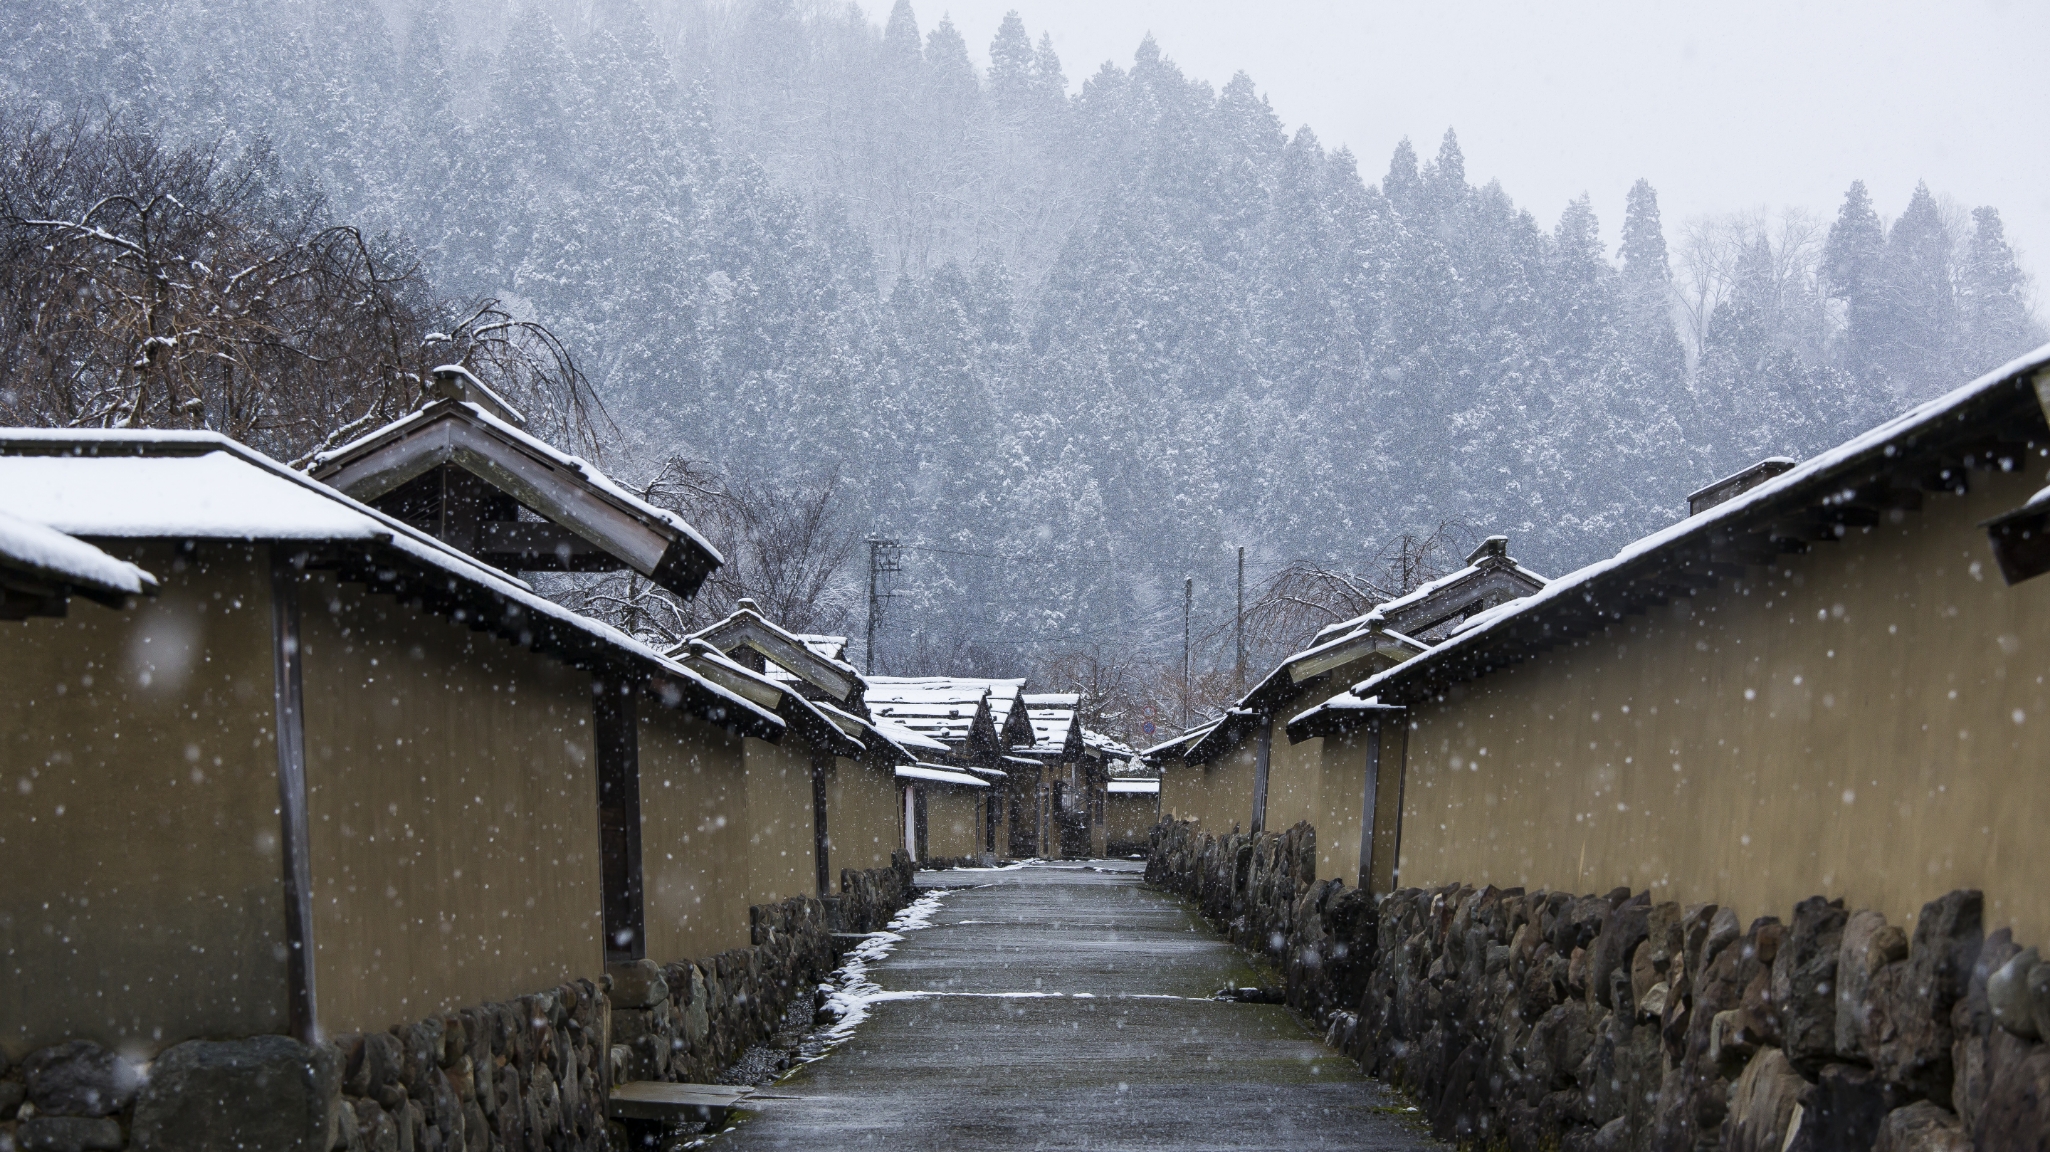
[854, 0, 2050, 284]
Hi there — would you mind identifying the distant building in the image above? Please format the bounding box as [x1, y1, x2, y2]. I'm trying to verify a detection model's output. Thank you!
[1147, 536, 1545, 886]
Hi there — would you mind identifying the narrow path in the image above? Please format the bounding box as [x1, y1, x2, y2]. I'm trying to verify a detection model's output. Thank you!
[713, 860, 1441, 1150]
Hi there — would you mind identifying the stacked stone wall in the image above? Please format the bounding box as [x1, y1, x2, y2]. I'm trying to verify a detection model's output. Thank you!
[1148, 819, 2050, 1151]
[0, 859, 917, 1152]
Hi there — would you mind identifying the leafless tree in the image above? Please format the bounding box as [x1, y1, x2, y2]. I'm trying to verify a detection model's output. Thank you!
[0, 105, 601, 463]
[1231, 521, 1474, 658]
[1674, 207, 1831, 367]
[545, 460, 864, 649]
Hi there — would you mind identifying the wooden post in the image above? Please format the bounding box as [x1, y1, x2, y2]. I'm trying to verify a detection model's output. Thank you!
[903, 785, 918, 859]
[1390, 720, 1410, 891]
[811, 751, 833, 897]
[595, 676, 645, 964]
[1357, 719, 1380, 893]
[1249, 717, 1272, 835]
[268, 549, 319, 1044]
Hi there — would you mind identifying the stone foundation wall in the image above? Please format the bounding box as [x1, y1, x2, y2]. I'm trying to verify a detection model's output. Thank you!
[0, 859, 919, 1152]
[836, 853, 918, 934]
[1148, 819, 2050, 1152]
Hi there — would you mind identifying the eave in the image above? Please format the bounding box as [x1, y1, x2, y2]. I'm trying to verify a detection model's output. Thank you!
[310, 401, 720, 599]
[1353, 349, 2050, 709]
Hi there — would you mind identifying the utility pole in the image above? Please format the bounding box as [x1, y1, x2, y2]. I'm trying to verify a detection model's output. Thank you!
[1182, 576, 1193, 730]
[864, 539, 899, 675]
[1235, 546, 1246, 695]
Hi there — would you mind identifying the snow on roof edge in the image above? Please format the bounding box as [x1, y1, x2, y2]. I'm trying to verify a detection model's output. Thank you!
[0, 509, 158, 597]
[1347, 341, 2050, 706]
[3, 428, 779, 736]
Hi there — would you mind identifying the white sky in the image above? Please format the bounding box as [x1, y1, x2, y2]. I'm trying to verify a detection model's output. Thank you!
[855, 0, 2050, 278]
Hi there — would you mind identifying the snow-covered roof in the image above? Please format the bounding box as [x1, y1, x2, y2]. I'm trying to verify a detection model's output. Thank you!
[308, 396, 721, 598]
[1082, 729, 1138, 761]
[795, 634, 850, 662]
[0, 439, 400, 540]
[868, 715, 952, 755]
[1343, 341, 2050, 709]
[865, 684, 991, 745]
[0, 509, 158, 604]
[869, 676, 1031, 744]
[0, 429, 782, 740]
[896, 764, 988, 788]
[1107, 779, 1159, 794]
[1138, 718, 1222, 765]
[685, 600, 863, 705]
[674, 641, 863, 758]
[1306, 550, 1549, 648]
[1018, 692, 1080, 757]
[1177, 536, 1545, 762]
[1283, 693, 1405, 744]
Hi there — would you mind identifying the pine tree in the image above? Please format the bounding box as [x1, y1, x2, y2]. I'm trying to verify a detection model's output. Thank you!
[1382, 138, 1422, 217]
[1822, 180, 1886, 382]
[1616, 180, 1685, 380]
[1872, 182, 1958, 397]
[1958, 206, 2038, 374]
[987, 12, 1036, 108]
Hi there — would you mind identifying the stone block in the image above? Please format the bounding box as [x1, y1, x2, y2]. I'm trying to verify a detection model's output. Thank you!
[1970, 1042, 2050, 1151]
[1867, 891, 1983, 1107]
[1872, 1101, 1968, 1152]
[1837, 909, 1908, 1059]
[23, 1042, 139, 1118]
[1774, 895, 1848, 1074]
[1782, 1063, 1906, 1152]
[1631, 901, 1682, 1010]
[130, 1036, 340, 1152]
[1986, 945, 2040, 1039]
[16, 1117, 125, 1152]
[1721, 1046, 1809, 1152]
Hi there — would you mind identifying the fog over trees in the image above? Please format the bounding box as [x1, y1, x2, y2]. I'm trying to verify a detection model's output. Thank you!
[3, 0, 2042, 733]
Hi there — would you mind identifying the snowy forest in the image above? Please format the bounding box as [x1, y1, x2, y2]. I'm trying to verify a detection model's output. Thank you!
[3, 0, 2043, 738]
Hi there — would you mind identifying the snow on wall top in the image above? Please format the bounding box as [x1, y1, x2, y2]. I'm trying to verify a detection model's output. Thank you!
[0, 429, 779, 735]
[896, 764, 988, 787]
[0, 449, 394, 541]
[1305, 554, 1550, 649]
[0, 509, 158, 597]
[1344, 340, 2050, 707]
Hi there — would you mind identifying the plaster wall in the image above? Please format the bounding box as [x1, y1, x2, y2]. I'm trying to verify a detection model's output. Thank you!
[297, 572, 602, 1035]
[1159, 738, 1256, 837]
[638, 703, 750, 960]
[1104, 791, 1160, 850]
[824, 757, 900, 880]
[1397, 467, 2050, 942]
[740, 734, 817, 909]
[924, 786, 982, 859]
[0, 542, 286, 1057]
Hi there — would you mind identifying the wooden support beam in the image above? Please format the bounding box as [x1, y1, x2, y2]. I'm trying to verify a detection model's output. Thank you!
[269, 550, 319, 1045]
[595, 676, 645, 964]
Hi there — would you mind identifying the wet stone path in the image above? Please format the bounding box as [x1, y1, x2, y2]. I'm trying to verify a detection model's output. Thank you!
[711, 859, 1442, 1151]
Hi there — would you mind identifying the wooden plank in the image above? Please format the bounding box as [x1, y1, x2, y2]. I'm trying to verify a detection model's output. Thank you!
[269, 549, 319, 1045]
[607, 1082, 755, 1122]
[595, 677, 645, 964]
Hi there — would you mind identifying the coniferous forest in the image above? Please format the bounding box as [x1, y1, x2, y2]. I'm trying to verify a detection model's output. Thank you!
[3, 0, 2042, 701]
